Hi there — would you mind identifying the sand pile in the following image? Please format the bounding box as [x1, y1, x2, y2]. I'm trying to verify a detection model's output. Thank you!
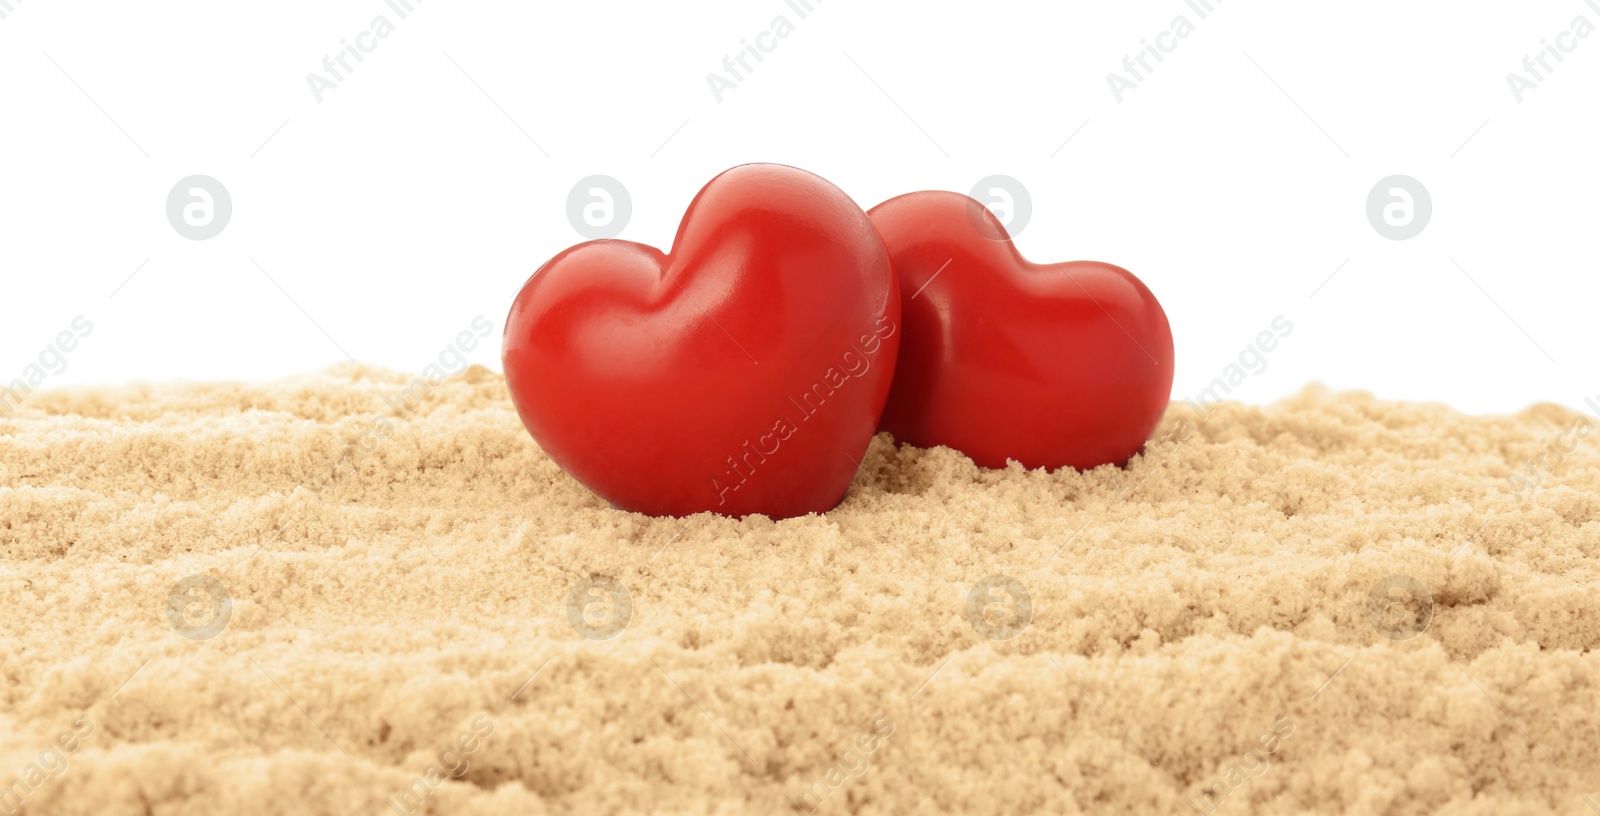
[1, 366, 1598, 815]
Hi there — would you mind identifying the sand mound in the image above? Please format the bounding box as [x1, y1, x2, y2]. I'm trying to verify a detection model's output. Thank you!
[2, 366, 1597, 815]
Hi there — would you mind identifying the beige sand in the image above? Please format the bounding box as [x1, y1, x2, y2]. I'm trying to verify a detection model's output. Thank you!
[2, 366, 1598, 815]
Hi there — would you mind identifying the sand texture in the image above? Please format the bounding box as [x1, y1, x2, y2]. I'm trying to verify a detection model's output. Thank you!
[2, 366, 1599, 815]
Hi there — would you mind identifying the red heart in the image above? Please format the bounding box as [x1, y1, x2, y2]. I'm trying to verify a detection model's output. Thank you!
[503, 164, 900, 519]
[868, 191, 1174, 471]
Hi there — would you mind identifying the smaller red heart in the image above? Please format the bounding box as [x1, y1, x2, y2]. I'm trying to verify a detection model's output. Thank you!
[869, 191, 1174, 471]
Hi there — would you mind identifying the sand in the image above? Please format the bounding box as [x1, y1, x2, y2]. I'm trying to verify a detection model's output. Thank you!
[1, 365, 1598, 815]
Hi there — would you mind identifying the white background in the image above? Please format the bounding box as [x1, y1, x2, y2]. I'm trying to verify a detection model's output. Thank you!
[1, 0, 1596, 415]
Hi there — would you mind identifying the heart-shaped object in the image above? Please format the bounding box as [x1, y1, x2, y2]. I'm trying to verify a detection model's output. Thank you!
[868, 191, 1174, 471]
[504, 164, 900, 519]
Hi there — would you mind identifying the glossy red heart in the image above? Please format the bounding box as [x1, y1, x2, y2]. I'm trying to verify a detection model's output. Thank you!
[503, 164, 900, 519]
[868, 191, 1174, 471]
